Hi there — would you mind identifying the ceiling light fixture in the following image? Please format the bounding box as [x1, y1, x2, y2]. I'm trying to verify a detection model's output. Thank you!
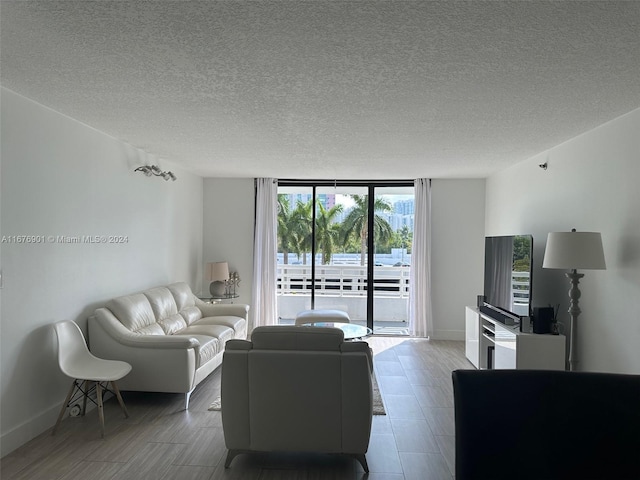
[134, 165, 176, 181]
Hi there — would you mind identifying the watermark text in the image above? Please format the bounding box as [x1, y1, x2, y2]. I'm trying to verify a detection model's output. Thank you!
[1, 235, 129, 244]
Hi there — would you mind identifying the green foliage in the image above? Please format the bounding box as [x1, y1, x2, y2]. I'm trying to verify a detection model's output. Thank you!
[512, 235, 532, 272]
[340, 195, 394, 265]
[513, 257, 531, 272]
[277, 193, 399, 265]
[277, 195, 313, 264]
[315, 202, 344, 264]
[378, 227, 413, 254]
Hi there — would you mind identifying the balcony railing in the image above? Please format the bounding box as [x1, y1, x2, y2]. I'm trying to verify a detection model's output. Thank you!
[276, 265, 531, 322]
[277, 264, 410, 297]
[277, 264, 410, 323]
[511, 271, 530, 315]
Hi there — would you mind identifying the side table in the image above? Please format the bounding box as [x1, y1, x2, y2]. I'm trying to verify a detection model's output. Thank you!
[198, 293, 239, 304]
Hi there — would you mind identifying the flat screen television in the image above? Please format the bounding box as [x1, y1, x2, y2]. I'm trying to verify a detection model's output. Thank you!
[481, 235, 533, 325]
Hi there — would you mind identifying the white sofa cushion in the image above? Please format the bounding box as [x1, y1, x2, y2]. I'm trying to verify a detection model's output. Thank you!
[180, 306, 203, 325]
[166, 282, 204, 325]
[196, 315, 246, 332]
[107, 293, 162, 334]
[144, 287, 179, 319]
[158, 314, 187, 335]
[184, 323, 233, 342]
[168, 282, 197, 310]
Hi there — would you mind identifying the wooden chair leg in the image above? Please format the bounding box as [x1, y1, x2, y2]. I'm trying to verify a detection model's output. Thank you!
[111, 380, 129, 418]
[96, 381, 105, 438]
[82, 379, 89, 416]
[52, 379, 77, 435]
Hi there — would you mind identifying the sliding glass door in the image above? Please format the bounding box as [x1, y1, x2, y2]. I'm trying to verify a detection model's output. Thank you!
[371, 186, 414, 334]
[312, 186, 369, 322]
[276, 181, 413, 334]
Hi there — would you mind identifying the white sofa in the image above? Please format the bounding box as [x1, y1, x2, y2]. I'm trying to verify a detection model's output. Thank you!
[88, 282, 249, 408]
[221, 326, 373, 472]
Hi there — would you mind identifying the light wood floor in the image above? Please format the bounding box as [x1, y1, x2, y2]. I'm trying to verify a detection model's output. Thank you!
[1, 337, 473, 480]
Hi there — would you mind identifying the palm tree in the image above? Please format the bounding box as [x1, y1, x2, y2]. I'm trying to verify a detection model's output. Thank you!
[315, 202, 344, 264]
[277, 196, 315, 265]
[341, 194, 393, 266]
[277, 195, 299, 265]
[398, 224, 412, 255]
[291, 199, 313, 264]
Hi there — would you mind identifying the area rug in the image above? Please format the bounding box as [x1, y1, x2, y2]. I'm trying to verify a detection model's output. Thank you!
[209, 371, 386, 415]
[371, 370, 386, 415]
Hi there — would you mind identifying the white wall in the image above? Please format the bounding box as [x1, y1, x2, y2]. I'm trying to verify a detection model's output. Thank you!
[0, 88, 204, 456]
[431, 179, 486, 340]
[485, 108, 640, 373]
[203, 179, 255, 320]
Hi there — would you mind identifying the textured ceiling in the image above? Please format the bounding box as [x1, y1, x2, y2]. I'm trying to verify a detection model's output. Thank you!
[1, 1, 639, 179]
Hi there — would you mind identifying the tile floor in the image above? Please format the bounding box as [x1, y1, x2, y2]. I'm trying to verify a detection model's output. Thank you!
[1, 336, 473, 480]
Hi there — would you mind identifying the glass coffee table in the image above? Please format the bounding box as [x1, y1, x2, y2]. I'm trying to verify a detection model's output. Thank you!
[301, 322, 372, 340]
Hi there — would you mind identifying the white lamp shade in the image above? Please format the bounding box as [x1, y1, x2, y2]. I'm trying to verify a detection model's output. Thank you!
[543, 231, 606, 270]
[206, 262, 229, 282]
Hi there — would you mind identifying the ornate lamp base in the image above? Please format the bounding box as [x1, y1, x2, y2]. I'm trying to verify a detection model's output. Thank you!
[209, 281, 226, 297]
[566, 269, 584, 371]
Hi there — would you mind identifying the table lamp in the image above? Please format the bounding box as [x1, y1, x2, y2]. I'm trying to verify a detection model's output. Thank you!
[542, 229, 605, 371]
[207, 261, 229, 297]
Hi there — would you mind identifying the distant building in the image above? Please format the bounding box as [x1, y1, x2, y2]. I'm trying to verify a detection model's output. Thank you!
[384, 213, 414, 231]
[285, 193, 336, 211]
[393, 199, 414, 215]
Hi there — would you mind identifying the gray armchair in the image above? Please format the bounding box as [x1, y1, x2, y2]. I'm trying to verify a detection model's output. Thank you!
[221, 326, 373, 472]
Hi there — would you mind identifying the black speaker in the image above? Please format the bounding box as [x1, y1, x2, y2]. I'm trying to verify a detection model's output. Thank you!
[532, 307, 554, 334]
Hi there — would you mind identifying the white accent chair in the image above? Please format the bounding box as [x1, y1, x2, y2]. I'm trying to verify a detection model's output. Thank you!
[52, 320, 132, 437]
[221, 325, 373, 472]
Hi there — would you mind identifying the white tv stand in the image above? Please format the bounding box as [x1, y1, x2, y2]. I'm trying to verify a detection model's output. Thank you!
[465, 306, 566, 370]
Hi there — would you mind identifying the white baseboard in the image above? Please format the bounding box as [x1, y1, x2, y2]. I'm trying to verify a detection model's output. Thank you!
[1, 402, 61, 457]
[1, 392, 106, 457]
[431, 329, 465, 341]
